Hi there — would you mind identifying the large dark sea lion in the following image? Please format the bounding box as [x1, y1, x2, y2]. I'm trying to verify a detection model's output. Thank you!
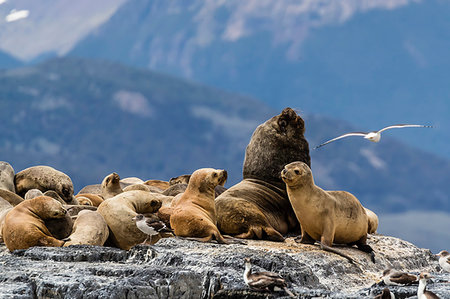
[215, 108, 310, 241]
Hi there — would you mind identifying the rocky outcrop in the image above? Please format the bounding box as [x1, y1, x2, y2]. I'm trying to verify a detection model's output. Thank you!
[0, 235, 448, 298]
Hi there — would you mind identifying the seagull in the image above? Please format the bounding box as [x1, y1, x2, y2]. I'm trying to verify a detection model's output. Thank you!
[374, 288, 395, 299]
[381, 269, 418, 286]
[417, 272, 440, 299]
[243, 258, 295, 298]
[132, 213, 173, 244]
[436, 250, 450, 273]
[314, 124, 432, 149]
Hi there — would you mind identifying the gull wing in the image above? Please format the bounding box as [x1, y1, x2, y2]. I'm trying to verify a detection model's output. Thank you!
[314, 132, 367, 149]
[378, 124, 432, 133]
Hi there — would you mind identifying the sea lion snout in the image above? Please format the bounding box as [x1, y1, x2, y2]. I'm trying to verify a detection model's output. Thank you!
[219, 170, 227, 185]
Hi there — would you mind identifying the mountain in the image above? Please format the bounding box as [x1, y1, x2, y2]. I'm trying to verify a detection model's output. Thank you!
[68, 0, 450, 160]
[0, 50, 22, 69]
[0, 57, 449, 218]
[0, 0, 126, 60]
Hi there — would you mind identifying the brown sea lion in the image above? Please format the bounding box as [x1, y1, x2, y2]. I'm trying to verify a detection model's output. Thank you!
[76, 196, 93, 206]
[123, 183, 163, 193]
[0, 189, 24, 206]
[97, 190, 162, 250]
[2, 196, 67, 251]
[101, 172, 123, 200]
[75, 193, 104, 207]
[170, 168, 230, 244]
[14, 166, 76, 204]
[64, 210, 109, 246]
[281, 161, 375, 263]
[215, 108, 310, 241]
[144, 180, 170, 190]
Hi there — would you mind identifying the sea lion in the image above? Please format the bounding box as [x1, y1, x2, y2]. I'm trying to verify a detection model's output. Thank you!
[215, 108, 310, 241]
[0, 161, 15, 193]
[101, 172, 123, 200]
[77, 184, 102, 195]
[24, 189, 44, 200]
[76, 196, 93, 206]
[75, 193, 104, 207]
[123, 183, 163, 193]
[144, 180, 170, 190]
[120, 177, 144, 186]
[97, 190, 162, 250]
[170, 168, 230, 243]
[281, 161, 375, 263]
[64, 210, 109, 246]
[169, 174, 191, 186]
[163, 184, 188, 197]
[14, 166, 76, 204]
[364, 207, 379, 234]
[0, 189, 24, 206]
[2, 196, 67, 251]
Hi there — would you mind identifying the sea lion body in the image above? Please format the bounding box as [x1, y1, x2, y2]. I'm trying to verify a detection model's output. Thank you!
[64, 210, 109, 246]
[2, 196, 67, 251]
[15, 166, 76, 204]
[216, 108, 310, 241]
[75, 193, 104, 207]
[144, 180, 170, 190]
[171, 168, 228, 243]
[282, 161, 374, 262]
[97, 190, 162, 250]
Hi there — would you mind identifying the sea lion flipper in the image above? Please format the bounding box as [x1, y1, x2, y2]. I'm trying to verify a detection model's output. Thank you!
[319, 241, 355, 264]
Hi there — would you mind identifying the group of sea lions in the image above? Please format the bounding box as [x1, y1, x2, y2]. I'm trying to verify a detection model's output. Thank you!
[0, 107, 379, 263]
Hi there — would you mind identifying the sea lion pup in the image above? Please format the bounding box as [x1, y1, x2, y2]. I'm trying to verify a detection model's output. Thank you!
[216, 108, 310, 241]
[14, 165, 76, 204]
[2, 196, 67, 251]
[281, 161, 375, 263]
[64, 210, 109, 246]
[101, 172, 123, 200]
[97, 190, 162, 250]
[75, 193, 104, 207]
[171, 168, 234, 244]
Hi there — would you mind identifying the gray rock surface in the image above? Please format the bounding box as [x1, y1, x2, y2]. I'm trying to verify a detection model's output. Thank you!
[0, 235, 449, 298]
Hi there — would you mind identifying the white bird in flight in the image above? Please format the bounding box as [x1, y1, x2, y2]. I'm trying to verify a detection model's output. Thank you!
[314, 124, 432, 149]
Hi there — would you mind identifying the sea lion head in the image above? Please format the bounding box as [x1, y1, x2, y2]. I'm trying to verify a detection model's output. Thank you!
[57, 182, 74, 203]
[243, 108, 310, 187]
[272, 107, 305, 137]
[34, 195, 67, 219]
[169, 174, 191, 185]
[102, 172, 121, 189]
[189, 168, 227, 194]
[76, 196, 93, 206]
[281, 161, 313, 188]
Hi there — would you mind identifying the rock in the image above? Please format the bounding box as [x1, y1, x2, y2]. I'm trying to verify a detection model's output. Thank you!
[0, 235, 449, 298]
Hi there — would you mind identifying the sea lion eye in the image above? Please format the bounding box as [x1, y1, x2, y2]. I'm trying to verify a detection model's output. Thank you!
[213, 173, 218, 177]
[294, 170, 300, 175]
